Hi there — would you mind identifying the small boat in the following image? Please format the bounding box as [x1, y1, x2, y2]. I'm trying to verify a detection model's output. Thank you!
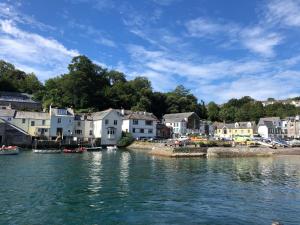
[86, 146, 102, 152]
[107, 145, 118, 150]
[63, 147, 85, 153]
[0, 146, 19, 155]
[33, 149, 62, 154]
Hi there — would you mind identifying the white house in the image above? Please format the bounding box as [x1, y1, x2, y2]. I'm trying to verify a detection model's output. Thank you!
[74, 114, 94, 143]
[49, 107, 75, 141]
[120, 109, 158, 139]
[258, 117, 283, 139]
[163, 112, 201, 137]
[91, 109, 122, 145]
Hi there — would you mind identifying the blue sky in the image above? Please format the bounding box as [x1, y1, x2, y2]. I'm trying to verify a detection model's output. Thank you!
[0, 0, 300, 103]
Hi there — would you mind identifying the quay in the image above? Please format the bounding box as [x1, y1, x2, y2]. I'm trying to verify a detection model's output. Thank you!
[127, 141, 300, 158]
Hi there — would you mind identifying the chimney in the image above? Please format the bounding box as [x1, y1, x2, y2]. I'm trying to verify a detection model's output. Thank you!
[121, 108, 125, 116]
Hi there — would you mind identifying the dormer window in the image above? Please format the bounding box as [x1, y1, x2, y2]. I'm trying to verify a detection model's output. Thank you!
[57, 109, 67, 115]
[247, 122, 252, 128]
[235, 123, 239, 128]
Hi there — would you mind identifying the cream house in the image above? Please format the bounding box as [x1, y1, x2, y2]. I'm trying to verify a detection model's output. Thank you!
[74, 114, 94, 143]
[12, 111, 50, 138]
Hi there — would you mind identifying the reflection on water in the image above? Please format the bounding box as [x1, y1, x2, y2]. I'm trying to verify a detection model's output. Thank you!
[0, 151, 300, 225]
[87, 152, 102, 195]
[119, 151, 130, 195]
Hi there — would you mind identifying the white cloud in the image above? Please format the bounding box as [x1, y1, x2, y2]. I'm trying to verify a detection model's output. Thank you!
[239, 26, 282, 57]
[185, 17, 282, 57]
[0, 20, 79, 80]
[266, 0, 300, 27]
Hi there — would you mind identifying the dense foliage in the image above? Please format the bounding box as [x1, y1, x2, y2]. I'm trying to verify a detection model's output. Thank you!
[1, 56, 300, 121]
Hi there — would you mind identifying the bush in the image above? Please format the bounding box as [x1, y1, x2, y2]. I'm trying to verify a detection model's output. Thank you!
[117, 132, 134, 147]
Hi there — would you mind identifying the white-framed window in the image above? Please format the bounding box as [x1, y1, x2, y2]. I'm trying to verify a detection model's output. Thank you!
[140, 128, 144, 133]
[133, 120, 138, 125]
[42, 120, 45, 125]
[57, 118, 61, 123]
[148, 129, 153, 134]
[31, 121, 35, 126]
[22, 119, 25, 124]
[89, 130, 93, 136]
[77, 121, 81, 126]
[114, 120, 117, 125]
[105, 119, 109, 125]
[133, 128, 136, 133]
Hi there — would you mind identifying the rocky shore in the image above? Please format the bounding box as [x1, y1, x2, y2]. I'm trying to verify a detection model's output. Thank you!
[127, 141, 300, 158]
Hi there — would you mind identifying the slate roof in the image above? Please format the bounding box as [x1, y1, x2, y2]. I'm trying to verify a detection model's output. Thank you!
[0, 91, 37, 103]
[258, 117, 281, 126]
[91, 108, 117, 120]
[15, 111, 50, 120]
[163, 112, 197, 122]
[0, 109, 16, 117]
[121, 110, 158, 121]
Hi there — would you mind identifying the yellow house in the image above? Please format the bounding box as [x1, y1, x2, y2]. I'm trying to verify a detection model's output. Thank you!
[12, 111, 51, 138]
[215, 121, 257, 140]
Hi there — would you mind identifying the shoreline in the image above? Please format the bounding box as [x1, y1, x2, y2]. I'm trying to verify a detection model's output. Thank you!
[127, 141, 300, 158]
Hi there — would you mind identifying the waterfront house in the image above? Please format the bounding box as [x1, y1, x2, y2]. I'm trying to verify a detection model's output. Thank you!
[91, 109, 122, 145]
[215, 121, 257, 140]
[49, 107, 75, 142]
[286, 116, 300, 139]
[74, 113, 94, 143]
[163, 112, 200, 137]
[12, 111, 50, 139]
[257, 117, 283, 139]
[120, 109, 158, 139]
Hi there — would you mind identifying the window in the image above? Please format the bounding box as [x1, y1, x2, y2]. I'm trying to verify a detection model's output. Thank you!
[107, 129, 115, 135]
[105, 119, 109, 125]
[248, 129, 251, 133]
[140, 128, 144, 133]
[45, 129, 48, 132]
[57, 118, 61, 123]
[77, 121, 81, 126]
[58, 109, 67, 115]
[146, 120, 153, 126]
[75, 130, 82, 135]
[89, 130, 93, 136]
[133, 128, 136, 133]
[8, 118, 11, 121]
[42, 120, 45, 126]
[31, 121, 35, 126]
[22, 119, 25, 124]
[148, 129, 153, 134]
[133, 119, 139, 125]
[114, 120, 117, 125]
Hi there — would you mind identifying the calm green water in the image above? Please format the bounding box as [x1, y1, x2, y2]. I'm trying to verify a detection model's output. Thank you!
[0, 151, 299, 225]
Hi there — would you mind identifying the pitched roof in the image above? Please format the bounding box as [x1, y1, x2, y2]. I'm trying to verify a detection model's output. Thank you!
[258, 117, 281, 125]
[0, 91, 38, 103]
[163, 112, 197, 122]
[15, 111, 50, 120]
[0, 109, 16, 117]
[121, 110, 158, 121]
[91, 108, 117, 120]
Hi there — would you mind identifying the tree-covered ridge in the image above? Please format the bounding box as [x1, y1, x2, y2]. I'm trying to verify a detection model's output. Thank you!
[1, 56, 299, 121]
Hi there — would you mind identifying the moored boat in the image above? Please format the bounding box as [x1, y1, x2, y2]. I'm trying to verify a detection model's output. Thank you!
[0, 146, 19, 155]
[33, 149, 62, 154]
[86, 146, 102, 151]
[107, 145, 118, 150]
[63, 147, 85, 153]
